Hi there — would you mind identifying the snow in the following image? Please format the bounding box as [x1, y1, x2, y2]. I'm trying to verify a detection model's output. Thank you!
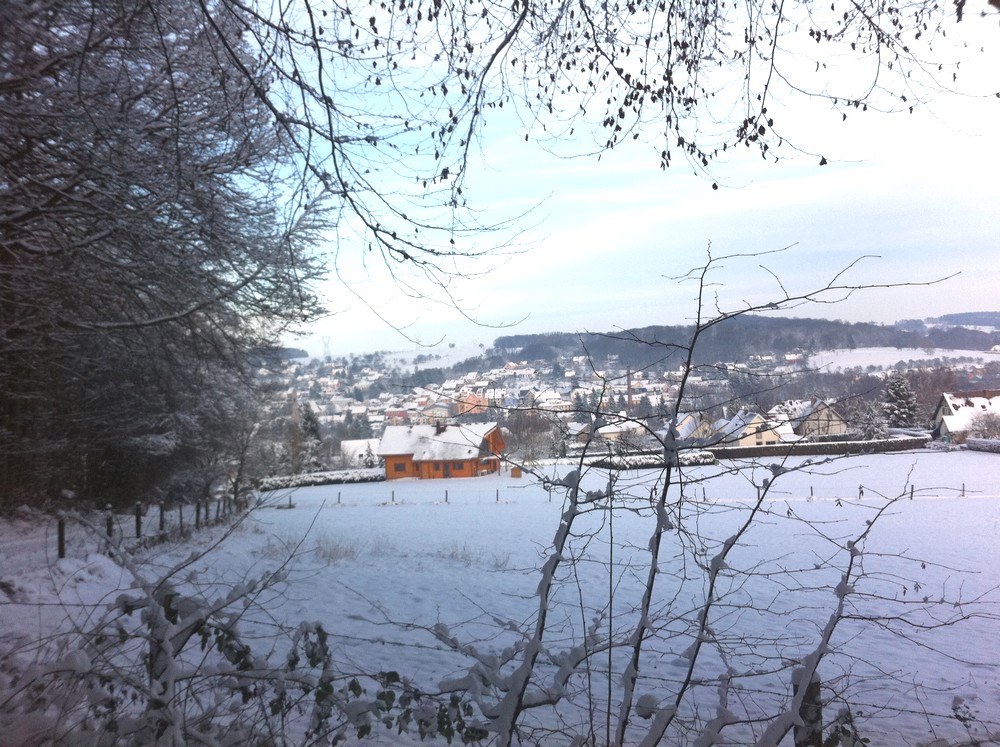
[938, 392, 1000, 438]
[809, 347, 986, 372]
[377, 422, 498, 460]
[2, 450, 1000, 745]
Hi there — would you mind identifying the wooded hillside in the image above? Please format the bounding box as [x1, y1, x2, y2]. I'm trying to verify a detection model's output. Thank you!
[491, 316, 1000, 369]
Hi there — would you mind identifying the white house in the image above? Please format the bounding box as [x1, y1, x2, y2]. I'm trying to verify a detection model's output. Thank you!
[767, 399, 848, 439]
[932, 390, 1000, 443]
[708, 410, 778, 448]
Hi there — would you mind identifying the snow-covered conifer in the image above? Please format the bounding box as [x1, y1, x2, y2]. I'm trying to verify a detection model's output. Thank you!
[857, 402, 889, 440]
[881, 372, 918, 428]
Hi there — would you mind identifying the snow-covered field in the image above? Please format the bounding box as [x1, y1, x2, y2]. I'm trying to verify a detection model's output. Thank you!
[2, 449, 1000, 745]
[809, 347, 987, 372]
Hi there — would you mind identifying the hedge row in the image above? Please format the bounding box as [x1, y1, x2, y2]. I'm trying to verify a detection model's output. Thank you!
[704, 435, 931, 460]
[965, 438, 1000, 455]
[587, 436, 933, 471]
[258, 468, 384, 491]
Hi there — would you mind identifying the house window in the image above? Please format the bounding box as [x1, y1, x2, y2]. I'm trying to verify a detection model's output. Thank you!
[394, 463, 406, 473]
[434, 462, 441, 471]
[453, 462, 464, 471]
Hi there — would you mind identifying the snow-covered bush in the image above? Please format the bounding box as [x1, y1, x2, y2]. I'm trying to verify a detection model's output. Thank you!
[258, 468, 384, 491]
[589, 449, 716, 470]
[965, 437, 1000, 455]
[856, 401, 889, 441]
[968, 412, 1000, 440]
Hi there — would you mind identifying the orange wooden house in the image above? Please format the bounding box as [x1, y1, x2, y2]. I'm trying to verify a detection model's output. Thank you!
[377, 422, 505, 480]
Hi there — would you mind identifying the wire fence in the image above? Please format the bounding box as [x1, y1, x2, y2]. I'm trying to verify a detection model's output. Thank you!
[54, 496, 239, 559]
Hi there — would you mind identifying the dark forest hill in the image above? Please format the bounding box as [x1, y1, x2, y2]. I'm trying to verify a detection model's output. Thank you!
[927, 312, 1000, 327]
[489, 315, 1000, 369]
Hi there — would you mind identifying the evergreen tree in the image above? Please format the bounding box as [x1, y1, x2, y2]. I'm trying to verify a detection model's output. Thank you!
[882, 372, 918, 428]
[349, 414, 374, 440]
[300, 406, 324, 443]
[635, 395, 656, 421]
[588, 390, 601, 412]
[0, 0, 327, 504]
[656, 398, 673, 420]
[857, 402, 889, 440]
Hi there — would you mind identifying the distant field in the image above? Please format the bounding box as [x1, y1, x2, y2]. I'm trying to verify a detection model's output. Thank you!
[809, 346, 988, 371]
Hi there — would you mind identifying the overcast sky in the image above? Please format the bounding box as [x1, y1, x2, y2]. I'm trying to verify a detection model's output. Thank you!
[292, 16, 1000, 359]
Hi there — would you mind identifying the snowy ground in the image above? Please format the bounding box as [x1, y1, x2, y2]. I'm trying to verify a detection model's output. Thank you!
[808, 347, 987, 372]
[2, 449, 1000, 745]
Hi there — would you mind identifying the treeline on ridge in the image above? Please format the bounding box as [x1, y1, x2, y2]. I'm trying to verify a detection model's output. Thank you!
[489, 316, 1000, 369]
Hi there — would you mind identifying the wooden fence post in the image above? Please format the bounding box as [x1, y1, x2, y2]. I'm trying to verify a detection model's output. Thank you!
[135, 501, 142, 539]
[195, 500, 202, 530]
[58, 517, 66, 559]
[105, 506, 114, 555]
[178, 503, 183, 531]
[158, 502, 165, 533]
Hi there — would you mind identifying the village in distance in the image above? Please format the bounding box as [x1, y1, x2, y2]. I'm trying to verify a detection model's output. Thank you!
[259, 312, 1000, 488]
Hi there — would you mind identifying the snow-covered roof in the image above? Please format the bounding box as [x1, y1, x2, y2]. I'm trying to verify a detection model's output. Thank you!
[377, 422, 500, 461]
[706, 410, 802, 445]
[715, 410, 765, 440]
[532, 388, 568, 407]
[768, 399, 838, 427]
[673, 412, 703, 440]
[937, 391, 1000, 435]
[561, 421, 590, 438]
[596, 419, 642, 437]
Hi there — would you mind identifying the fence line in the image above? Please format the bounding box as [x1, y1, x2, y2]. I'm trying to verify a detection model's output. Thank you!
[56, 497, 237, 560]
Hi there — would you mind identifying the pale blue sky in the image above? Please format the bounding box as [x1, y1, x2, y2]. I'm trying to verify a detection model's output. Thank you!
[293, 17, 1000, 358]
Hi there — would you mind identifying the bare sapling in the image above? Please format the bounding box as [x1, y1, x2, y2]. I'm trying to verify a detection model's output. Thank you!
[402, 250, 1000, 746]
